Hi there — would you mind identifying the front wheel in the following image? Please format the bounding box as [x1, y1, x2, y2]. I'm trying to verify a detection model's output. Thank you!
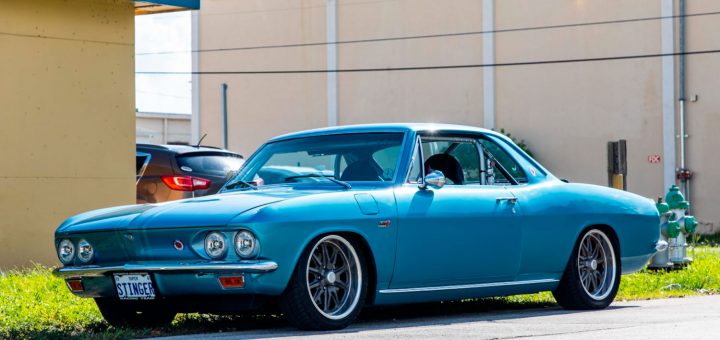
[94, 298, 176, 328]
[553, 228, 621, 309]
[280, 234, 368, 330]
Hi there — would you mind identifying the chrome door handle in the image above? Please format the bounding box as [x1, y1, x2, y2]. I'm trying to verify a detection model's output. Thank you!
[496, 197, 517, 204]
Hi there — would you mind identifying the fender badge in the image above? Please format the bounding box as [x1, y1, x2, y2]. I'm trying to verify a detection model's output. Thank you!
[378, 220, 391, 228]
[173, 240, 184, 251]
[124, 233, 134, 241]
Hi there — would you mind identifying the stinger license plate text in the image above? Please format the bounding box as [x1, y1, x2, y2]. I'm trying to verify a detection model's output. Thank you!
[114, 273, 156, 300]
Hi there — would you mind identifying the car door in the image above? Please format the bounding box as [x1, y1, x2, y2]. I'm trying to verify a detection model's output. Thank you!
[389, 136, 522, 289]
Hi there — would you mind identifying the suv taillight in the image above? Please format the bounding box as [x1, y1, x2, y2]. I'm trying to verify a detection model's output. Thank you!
[161, 176, 212, 191]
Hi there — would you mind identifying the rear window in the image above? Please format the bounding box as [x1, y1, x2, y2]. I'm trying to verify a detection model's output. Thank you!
[176, 154, 244, 178]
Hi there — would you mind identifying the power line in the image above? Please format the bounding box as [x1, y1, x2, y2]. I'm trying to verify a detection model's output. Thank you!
[0, 31, 132, 46]
[136, 11, 720, 56]
[135, 49, 720, 75]
[198, 0, 398, 17]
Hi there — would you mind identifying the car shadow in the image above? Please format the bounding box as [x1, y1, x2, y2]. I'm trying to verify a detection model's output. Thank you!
[15, 298, 637, 339]
[159, 298, 637, 339]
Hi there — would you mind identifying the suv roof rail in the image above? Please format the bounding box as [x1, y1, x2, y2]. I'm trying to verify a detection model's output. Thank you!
[136, 143, 170, 150]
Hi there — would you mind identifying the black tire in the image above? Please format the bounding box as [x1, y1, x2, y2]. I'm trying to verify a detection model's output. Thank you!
[553, 228, 621, 309]
[94, 298, 176, 328]
[280, 234, 368, 330]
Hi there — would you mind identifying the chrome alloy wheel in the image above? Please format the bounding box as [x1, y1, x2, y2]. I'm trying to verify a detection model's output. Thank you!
[577, 230, 617, 301]
[305, 235, 362, 320]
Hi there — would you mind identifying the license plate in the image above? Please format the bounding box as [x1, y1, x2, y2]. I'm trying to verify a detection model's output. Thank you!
[113, 273, 156, 300]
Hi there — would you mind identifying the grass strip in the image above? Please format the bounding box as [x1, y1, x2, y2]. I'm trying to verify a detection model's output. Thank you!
[1, 247, 718, 339]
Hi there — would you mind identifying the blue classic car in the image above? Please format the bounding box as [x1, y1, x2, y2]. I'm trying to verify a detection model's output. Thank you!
[53, 124, 665, 330]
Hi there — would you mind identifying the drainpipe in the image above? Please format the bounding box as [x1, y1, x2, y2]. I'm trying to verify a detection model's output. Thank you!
[677, 0, 692, 208]
[221, 83, 229, 149]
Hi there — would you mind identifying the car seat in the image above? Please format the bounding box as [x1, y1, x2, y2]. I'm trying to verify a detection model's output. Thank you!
[340, 160, 381, 181]
[425, 154, 464, 185]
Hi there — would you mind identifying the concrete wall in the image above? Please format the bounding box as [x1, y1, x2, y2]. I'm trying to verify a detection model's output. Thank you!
[0, 0, 136, 268]
[195, 0, 720, 234]
[196, 0, 328, 155]
[683, 0, 720, 234]
[137, 112, 191, 144]
[495, 0, 663, 197]
[337, 0, 484, 126]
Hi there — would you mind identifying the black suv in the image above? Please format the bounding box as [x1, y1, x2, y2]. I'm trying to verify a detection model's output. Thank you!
[136, 144, 244, 204]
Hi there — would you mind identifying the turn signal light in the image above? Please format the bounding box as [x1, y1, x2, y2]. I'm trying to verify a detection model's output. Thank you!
[66, 279, 84, 292]
[218, 276, 245, 288]
[161, 176, 211, 191]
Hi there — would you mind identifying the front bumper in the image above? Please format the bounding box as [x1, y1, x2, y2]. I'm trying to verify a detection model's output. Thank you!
[53, 260, 283, 298]
[52, 260, 278, 278]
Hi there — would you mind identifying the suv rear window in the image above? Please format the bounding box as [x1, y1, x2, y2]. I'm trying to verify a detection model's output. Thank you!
[176, 153, 244, 178]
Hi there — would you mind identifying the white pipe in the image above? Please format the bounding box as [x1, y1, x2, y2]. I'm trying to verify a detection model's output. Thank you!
[679, 99, 686, 169]
[221, 83, 228, 149]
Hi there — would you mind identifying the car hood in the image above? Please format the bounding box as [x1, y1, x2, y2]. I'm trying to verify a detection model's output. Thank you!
[56, 188, 336, 234]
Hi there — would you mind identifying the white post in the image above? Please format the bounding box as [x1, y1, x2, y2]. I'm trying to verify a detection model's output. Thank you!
[482, 0, 495, 129]
[661, 0, 677, 190]
[326, 0, 338, 126]
[190, 10, 201, 143]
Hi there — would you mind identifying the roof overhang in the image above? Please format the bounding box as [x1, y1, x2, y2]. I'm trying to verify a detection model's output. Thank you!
[135, 1, 200, 15]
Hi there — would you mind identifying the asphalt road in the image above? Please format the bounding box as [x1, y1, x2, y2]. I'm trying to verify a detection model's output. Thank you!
[160, 295, 720, 340]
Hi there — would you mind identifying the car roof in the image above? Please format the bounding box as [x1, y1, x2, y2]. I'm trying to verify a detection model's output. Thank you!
[268, 123, 501, 142]
[137, 143, 241, 156]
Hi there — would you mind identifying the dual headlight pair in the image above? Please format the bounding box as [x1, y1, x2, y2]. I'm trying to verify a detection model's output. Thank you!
[57, 239, 94, 264]
[57, 230, 259, 265]
[205, 230, 259, 259]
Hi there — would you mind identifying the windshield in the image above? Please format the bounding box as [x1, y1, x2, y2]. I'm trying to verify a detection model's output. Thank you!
[224, 132, 405, 190]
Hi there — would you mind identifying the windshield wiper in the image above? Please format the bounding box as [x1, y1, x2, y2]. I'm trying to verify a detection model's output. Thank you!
[284, 173, 352, 189]
[223, 179, 258, 191]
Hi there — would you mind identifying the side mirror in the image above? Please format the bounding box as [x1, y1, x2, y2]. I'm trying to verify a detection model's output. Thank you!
[420, 170, 446, 190]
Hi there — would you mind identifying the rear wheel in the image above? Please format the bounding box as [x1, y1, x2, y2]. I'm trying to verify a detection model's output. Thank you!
[280, 234, 368, 330]
[553, 228, 620, 309]
[94, 298, 176, 328]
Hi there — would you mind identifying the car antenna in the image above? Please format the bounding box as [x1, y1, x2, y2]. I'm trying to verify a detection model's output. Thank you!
[195, 133, 207, 148]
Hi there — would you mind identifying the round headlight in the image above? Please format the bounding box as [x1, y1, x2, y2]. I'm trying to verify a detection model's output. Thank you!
[204, 231, 228, 259]
[234, 230, 259, 259]
[58, 239, 75, 264]
[77, 239, 94, 263]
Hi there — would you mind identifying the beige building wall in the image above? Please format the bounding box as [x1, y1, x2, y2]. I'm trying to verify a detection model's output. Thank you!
[197, 0, 328, 156]
[137, 112, 191, 144]
[682, 0, 720, 234]
[196, 0, 720, 233]
[337, 0, 484, 126]
[495, 0, 663, 197]
[0, 0, 136, 268]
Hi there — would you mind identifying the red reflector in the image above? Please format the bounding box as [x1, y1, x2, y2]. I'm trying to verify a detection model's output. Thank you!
[66, 279, 84, 292]
[219, 276, 245, 288]
[161, 176, 211, 191]
[192, 177, 211, 190]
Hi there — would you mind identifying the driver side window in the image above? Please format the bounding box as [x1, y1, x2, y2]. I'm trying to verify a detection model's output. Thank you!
[419, 138, 481, 185]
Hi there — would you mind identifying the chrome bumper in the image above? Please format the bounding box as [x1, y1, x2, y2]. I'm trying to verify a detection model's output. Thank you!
[53, 260, 278, 278]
